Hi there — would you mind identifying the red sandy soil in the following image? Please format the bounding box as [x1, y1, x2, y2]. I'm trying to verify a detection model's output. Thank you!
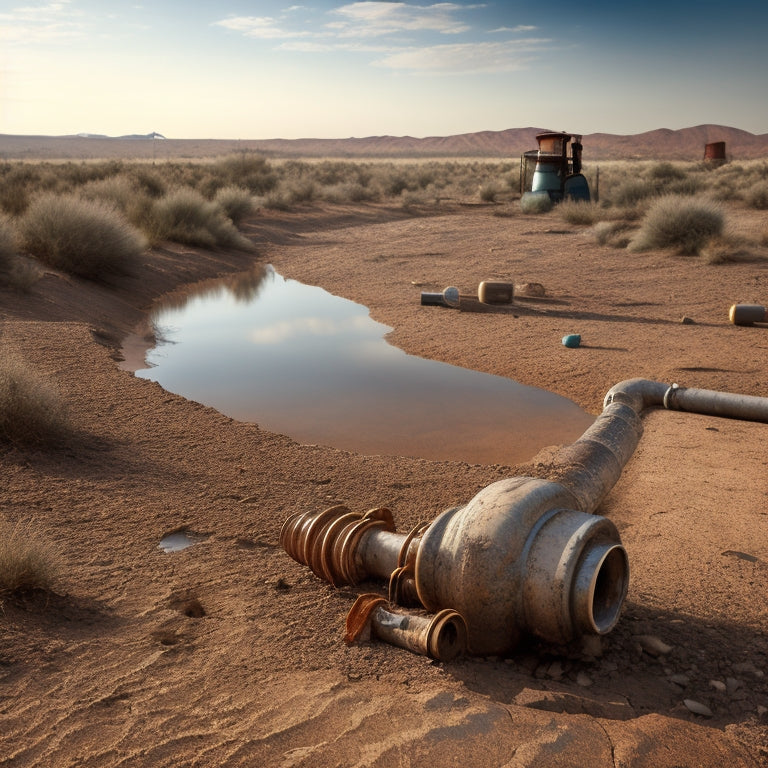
[1, 201, 767, 767]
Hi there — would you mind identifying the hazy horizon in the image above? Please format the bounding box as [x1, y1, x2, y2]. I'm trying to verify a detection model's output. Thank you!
[2, 1, 767, 141]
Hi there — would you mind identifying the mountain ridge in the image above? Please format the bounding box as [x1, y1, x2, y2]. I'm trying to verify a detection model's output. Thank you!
[1, 125, 766, 160]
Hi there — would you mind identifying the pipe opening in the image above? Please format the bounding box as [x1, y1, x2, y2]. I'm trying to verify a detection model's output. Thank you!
[427, 610, 468, 661]
[573, 542, 629, 636]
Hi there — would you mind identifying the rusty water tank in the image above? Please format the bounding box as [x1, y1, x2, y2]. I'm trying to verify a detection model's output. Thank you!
[704, 141, 726, 162]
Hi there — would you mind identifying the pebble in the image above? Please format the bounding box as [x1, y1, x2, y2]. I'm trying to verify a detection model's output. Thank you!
[547, 661, 564, 680]
[633, 634, 673, 656]
[576, 672, 593, 688]
[726, 677, 743, 696]
[732, 661, 764, 678]
[709, 679, 727, 693]
[684, 699, 713, 718]
[680, 316, 695, 324]
[580, 635, 603, 659]
[669, 674, 689, 687]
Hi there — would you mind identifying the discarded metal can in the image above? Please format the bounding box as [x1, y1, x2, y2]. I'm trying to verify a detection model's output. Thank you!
[729, 304, 766, 326]
[562, 334, 582, 348]
[421, 292, 448, 306]
[478, 281, 514, 304]
[420, 286, 461, 308]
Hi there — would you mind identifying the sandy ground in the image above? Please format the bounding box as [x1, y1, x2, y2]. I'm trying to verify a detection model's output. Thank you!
[1, 201, 767, 767]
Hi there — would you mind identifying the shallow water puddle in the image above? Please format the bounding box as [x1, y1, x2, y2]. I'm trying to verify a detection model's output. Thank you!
[122, 265, 593, 466]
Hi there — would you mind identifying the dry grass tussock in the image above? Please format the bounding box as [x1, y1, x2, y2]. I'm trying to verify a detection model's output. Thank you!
[0, 352, 70, 446]
[0, 517, 63, 598]
[19, 193, 147, 280]
[627, 195, 724, 256]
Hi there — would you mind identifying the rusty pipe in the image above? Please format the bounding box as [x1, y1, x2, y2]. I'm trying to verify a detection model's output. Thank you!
[281, 379, 768, 657]
[345, 594, 468, 661]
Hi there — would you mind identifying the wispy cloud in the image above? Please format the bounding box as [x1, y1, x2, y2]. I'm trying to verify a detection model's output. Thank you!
[326, 2, 478, 38]
[0, 0, 84, 44]
[213, 16, 312, 40]
[213, 2, 551, 75]
[374, 39, 551, 74]
[490, 25, 537, 33]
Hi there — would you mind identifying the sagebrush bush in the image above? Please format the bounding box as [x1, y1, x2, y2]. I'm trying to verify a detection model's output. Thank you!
[628, 195, 724, 255]
[215, 153, 278, 194]
[558, 199, 602, 225]
[520, 191, 553, 214]
[0, 353, 69, 445]
[0, 215, 39, 291]
[0, 518, 63, 597]
[214, 186, 254, 224]
[745, 181, 768, 210]
[592, 220, 632, 248]
[0, 214, 17, 273]
[150, 187, 253, 249]
[19, 194, 147, 278]
[610, 179, 657, 207]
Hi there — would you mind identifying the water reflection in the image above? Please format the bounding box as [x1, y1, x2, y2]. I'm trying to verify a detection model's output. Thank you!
[123, 265, 593, 465]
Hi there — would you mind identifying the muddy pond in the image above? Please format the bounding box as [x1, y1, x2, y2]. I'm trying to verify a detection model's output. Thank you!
[121, 265, 592, 465]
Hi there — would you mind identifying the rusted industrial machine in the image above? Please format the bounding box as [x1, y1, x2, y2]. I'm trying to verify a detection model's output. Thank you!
[520, 131, 590, 202]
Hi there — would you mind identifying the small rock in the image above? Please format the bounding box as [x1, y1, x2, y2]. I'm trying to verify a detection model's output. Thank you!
[681, 316, 695, 324]
[684, 699, 713, 718]
[576, 672, 593, 688]
[580, 635, 603, 659]
[757, 705, 767, 717]
[516, 282, 546, 297]
[633, 634, 673, 657]
[726, 677, 743, 696]
[547, 661, 564, 680]
[669, 674, 689, 687]
[732, 661, 764, 678]
[709, 679, 727, 693]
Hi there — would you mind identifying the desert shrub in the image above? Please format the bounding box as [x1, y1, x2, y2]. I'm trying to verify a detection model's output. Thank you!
[321, 182, 378, 204]
[610, 179, 657, 207]
[0, 215, 39, 291]
[479, 183, 502, 203]
[0, 214, 17, 273]
[664, 176, 703, 196]
[558, 199, 602, 225]
[628, 195, 724, 255]
[700, 235, 760, 265]
[131, 167, 167, 198]
[593, 221, 633, 248]
[214, 186, 254, 224]
[0, 353, 69, 446]
[647, 161, 687, 182]
[215, 153, 278, 194]
[520, 191, 553, 214]
[0, 518, 63, 597]
[19, 194, 147, 279]
[745, 181, 768, 210]
[150, 187, 252, 249]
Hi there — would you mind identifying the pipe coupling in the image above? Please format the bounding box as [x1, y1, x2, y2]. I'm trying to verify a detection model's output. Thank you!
[280, 505, 396, 587]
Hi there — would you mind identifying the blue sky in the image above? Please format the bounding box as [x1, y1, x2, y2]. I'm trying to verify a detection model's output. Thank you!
[1, 1, 766, 139]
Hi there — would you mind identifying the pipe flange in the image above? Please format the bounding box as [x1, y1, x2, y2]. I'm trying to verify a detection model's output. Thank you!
[663, 382, 680, 410]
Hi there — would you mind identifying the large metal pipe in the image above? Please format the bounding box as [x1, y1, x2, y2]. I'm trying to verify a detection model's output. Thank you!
[281, 379, 768, 658]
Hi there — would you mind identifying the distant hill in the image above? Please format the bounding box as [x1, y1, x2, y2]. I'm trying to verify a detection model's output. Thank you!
[0, 125, 765, 161]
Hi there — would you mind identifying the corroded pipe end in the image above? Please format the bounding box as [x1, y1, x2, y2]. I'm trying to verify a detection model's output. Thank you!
[571, 541, 629, 636]
[345, 594, 468, 661]
[280, 505, 395, 586]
